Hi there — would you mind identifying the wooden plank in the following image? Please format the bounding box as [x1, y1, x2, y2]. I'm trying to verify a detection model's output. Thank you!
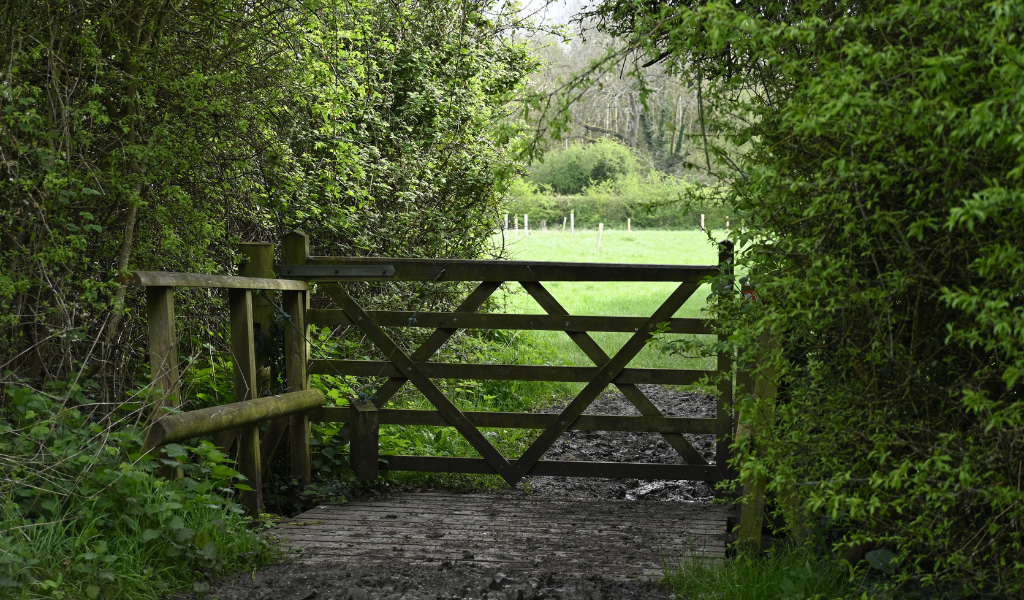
[301, 256, 717, 282]
[378, 455, 723, 481]
[520, 281, 709, 466]
[283, 231, 312, 487]
[124, 270, 309, 291]
[311, 407, 719, 434]
[322, 284, 512, 480]
[308, 360, 712, 385]
[350, 402, 380, 480]
[230, 288, 260, 514]
[308, 310, 715, 334]
[507, 282, 701, 484]
[366, 281, 501, 409]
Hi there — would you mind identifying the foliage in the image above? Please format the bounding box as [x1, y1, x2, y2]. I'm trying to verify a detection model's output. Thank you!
[509, 139, 728, 228]
[1, 0, 537, 400]
[584, 0, 1024, 596]
[528, 137, 640, 194]
[509, 171, 726, 229]
[0, 382, 270, 598]
[664, 544, 856, 600]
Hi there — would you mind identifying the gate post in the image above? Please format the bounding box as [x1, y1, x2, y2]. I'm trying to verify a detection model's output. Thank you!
[230, 288, 262, 514]
[146, 286, 183, 479]
[282, 231, 312, 487]
[715, 241, 735, 481]
[350, 402, 380, 480]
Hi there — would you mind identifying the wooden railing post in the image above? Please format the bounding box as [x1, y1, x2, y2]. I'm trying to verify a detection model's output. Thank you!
[239, 242, 276, 392]
[282, 231, 312, 487]
[736, 332, 778, 556]
[146, 286, 183, 478]
[230, 288, 261, 514]
[716, 241, 735, 481]
[351, 402, 380, 480]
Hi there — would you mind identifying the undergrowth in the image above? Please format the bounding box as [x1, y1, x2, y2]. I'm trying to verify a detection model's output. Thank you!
[0, 382, 272, 599]
[663, 545, 855, 600]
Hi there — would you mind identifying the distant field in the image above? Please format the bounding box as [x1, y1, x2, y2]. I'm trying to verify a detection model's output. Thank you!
[491, 228, 722, 372]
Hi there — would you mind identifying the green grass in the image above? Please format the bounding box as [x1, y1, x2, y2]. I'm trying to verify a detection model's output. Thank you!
[663, 544, 856, 600]
[493, 228, 721, 372]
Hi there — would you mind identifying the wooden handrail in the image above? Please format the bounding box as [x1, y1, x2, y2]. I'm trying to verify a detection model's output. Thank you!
[143, 389, 325, 452]
[122, 270, 310, 291]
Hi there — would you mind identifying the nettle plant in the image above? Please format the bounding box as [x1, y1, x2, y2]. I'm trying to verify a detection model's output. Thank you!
[0, 383, 270, 598]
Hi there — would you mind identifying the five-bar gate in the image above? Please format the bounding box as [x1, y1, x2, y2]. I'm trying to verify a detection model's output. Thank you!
[280, 233, 735, 486]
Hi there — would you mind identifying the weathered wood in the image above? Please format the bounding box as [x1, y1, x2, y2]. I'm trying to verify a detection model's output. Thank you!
[350, 402, 380, 480]
[238, 423, 262, 515]
[322, 283, 513, 480]
[142, 389, 326, 449]
[307, 309, 716, 334]
[146, 287, 180, 421]
[519, 281, 709, 466]
[364, 281, 502, 409]
[309, 359, 712, 385]
[311, 407, 720, 434]
[737, 332, 782, 555]
[378, 456, 724, 481]
[301, 256, 717, 282]
[124, 270, 309, 291]
[145, 286, 182, 478]
[715, 241, 735, 478]
[230, 288, 260, 514]
[507, 282, 701, 484]
[283, 231, 312, 486]
[272, 495, 731, 579]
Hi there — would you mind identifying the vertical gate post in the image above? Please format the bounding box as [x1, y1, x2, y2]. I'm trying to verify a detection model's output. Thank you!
[716, 240, 735, 482]
[146, 286, 183, 478]
[282, 231, 312, 487]
[238, 242, 276, 390]
[230, 288, 261, 514]
[350, 402, 379, 480]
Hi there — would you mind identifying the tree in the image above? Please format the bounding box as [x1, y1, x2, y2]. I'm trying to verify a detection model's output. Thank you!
[1, 0, 537, 399]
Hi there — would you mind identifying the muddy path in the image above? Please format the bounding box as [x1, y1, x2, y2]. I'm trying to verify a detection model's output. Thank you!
[187, 386, 722, 600]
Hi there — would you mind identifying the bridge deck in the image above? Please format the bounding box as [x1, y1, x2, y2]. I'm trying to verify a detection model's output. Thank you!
[271, 493, 730, 579]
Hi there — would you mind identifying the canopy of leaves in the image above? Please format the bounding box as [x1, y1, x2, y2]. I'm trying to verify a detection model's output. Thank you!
[586, 0, 1024, 595]
[1, 0, 537, 397]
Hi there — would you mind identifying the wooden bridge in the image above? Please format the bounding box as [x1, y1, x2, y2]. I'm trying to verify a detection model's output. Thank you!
[128, 231, 758, 574]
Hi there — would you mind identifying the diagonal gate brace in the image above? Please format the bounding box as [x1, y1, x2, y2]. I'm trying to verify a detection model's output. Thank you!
[519, 281, 708, 465]
[507, 282, 701, 484]
[322, 283, 514, 482]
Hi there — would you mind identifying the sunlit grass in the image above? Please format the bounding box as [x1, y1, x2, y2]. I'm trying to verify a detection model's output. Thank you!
[492, 228, 723, 372]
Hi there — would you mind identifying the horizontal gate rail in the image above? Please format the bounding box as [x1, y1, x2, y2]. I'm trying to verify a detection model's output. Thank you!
[310, 406, 721, 434]
[309, 360, 713, 385]
[307, 310, 715, 334]
[281, 256, 717, 282]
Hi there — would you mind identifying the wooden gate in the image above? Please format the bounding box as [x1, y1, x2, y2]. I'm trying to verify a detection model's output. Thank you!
[280, 233, 735, 487]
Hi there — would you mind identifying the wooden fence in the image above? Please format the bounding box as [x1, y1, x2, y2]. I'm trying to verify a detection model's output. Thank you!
[130, 231, 739, 516]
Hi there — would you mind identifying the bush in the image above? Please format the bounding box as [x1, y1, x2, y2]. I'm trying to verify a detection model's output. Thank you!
[508, 172, 729, 229]
[527, 138, 640, 194]
[592, 0, 1024, 595]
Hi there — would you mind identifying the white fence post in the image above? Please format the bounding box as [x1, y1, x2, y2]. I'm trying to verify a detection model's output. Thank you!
[597, 223, 604, 253]
[570, 211, 575, 235]
[701, 214, 705, 231]
[524, 213, 529, 236]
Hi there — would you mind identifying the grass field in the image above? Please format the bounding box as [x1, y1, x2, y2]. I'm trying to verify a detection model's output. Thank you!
[492, 228, 722, 372]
